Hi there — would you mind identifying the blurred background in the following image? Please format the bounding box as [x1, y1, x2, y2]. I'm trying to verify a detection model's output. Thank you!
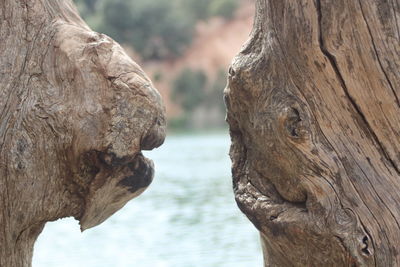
[73, 0, 255, 131]
[33, 0, 262, 266]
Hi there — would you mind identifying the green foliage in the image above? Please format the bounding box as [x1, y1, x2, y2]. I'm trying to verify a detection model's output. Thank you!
[207, 69, 228, 112]
[170, 68, 228, 130]
[74, 0, 239, 60]
[75, 0, 194, 60]
[209, 0, 239, 19]
[172, 68, 207, 112]
[175, 0, 212, 21]
[168, 116, 190, 130]
[174, 0, 238, 20]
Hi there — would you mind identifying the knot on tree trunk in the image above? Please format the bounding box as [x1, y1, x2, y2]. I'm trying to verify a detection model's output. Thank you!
[225, 0, 400, 266]
[0, 1, 166, 266]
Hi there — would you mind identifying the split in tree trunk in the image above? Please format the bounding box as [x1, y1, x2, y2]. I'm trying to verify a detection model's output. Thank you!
[225, 0, 400, 266]
[0, 1, 166, 266]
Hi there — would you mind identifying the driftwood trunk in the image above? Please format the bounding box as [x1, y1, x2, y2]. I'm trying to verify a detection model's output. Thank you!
[0, 1, 165, 266]
[225, 0, 400, 266]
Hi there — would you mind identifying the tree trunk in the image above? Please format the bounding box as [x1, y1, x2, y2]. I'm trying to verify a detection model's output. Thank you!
[0, 1, 166, 266]
[225, 0, 399, 266]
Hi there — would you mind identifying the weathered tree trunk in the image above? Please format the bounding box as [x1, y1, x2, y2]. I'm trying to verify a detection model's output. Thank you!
[0, 1, 165, 266]
[225, 0, 399, 266]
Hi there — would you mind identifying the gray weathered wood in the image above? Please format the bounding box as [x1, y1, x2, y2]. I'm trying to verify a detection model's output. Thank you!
[0, 1, 166, 266]
[225, 0, 400, 266]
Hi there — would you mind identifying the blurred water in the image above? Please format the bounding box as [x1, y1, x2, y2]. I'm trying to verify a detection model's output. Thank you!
[33, 133, 262, 267]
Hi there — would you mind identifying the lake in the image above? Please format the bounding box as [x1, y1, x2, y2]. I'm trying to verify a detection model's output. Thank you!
[33, 133, 263, 267]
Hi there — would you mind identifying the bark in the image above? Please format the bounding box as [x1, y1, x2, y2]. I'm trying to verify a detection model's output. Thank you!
[0, 1, 166, 266]
[225, 0, 400, 266]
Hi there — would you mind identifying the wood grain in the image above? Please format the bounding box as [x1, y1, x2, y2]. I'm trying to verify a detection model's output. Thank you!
[0, 1, 165, 266]
[225, 0, 400, 266]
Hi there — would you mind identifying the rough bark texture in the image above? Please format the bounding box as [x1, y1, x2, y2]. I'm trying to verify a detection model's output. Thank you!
[225, 0, 399, 266]
[0, 1, 166, 266]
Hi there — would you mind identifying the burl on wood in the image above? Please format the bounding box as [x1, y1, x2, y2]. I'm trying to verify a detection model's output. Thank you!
[0, 1, 165, 266]
[225, 0, 399, 266]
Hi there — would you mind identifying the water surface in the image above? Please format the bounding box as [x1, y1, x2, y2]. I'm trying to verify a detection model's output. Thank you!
[33, 133, 262, 267]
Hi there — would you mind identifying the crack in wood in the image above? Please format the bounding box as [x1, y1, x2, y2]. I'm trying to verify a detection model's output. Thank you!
[316, 0, 400, 177]
[357, 0, 400, 109]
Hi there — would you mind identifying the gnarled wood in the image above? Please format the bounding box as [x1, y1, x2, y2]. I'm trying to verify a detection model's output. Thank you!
[0, 1, 166, 266]
[225, 0, 399, 266]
